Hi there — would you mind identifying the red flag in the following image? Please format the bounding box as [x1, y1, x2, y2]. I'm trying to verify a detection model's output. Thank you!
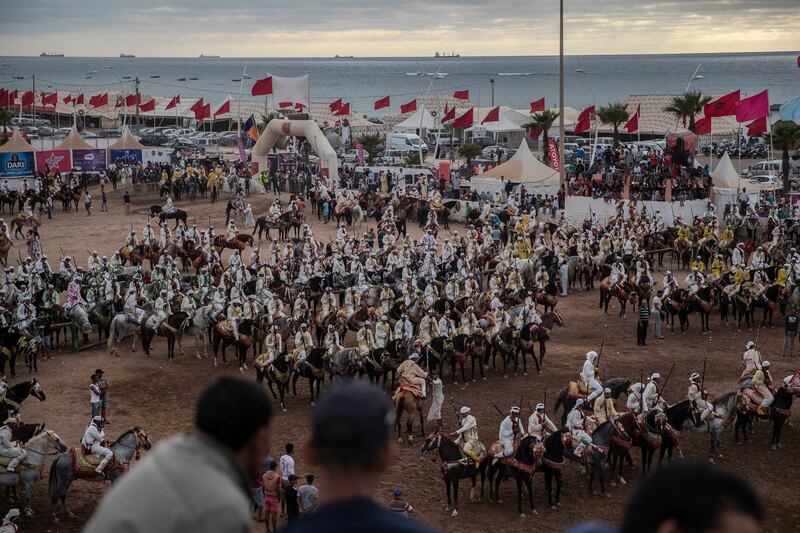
[529, 127, 542, 139]
[165, 95, 180, 110]
[329, 98, 343, 112]
[746, 116, 767, 137]
[250, 76, 273, 96]
[125, 94, 140, 107]
[704, 90, 740, 118]
[21, 91, 35, 107]
[0, 89, 7, 108]
[334, 102, 350, 116]
[278, 101, 293, 108]
[578, 105, 595, 122]
[481, 106, 500, 124]
[139, 99, 156, 112]
[195, 103, 211, 121]
[623, 105, 639, 133]
[374, 96, 390, 110]
[441, 105, 456, 123]
[89, 93, 108, 108]
[529, 98, 545, 113]
[75, 93, 84, 105]
[41, 92, 58, 106]
[63, 94, 72, 105]
[694, 116, 712, 135]
[295, 103, 305, 112]
[214, 100, 230, 116]
[453, 90, 469, 101]
[400, 99, 417, 114]
[452, 108, 474, 128]
[735, 90, 769, 123]
[573, 115, 591, 134]
[190, 98, 205, 113]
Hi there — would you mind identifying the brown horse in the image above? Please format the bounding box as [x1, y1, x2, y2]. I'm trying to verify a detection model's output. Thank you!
[393, 388, 425, 444]
[517, 311, 565, 373]
[0, 234, 12, 265]
[212, 235, 246, 253]
[599, 278, 634, 316]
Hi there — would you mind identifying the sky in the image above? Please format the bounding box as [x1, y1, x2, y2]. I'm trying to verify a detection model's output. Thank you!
[1, 0, 798, 57]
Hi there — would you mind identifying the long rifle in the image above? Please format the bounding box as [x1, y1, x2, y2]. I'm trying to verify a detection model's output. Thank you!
[492, 404, 505, 417]
[655, 362, 676, 407]
[699, 355, 707, 393]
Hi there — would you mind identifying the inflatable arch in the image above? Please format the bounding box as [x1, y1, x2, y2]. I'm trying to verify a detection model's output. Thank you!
[251, 118, 339, 182]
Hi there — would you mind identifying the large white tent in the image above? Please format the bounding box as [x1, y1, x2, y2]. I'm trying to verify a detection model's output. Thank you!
[709, 152, 742, 190]
[470, 139, 559, 195]
[393, 108, 436, 131]
[54, 124, 94, 151]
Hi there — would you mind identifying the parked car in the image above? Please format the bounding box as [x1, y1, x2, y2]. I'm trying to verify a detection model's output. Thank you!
[744, 160, 782, 178]
[747, 175, 781, 188]
[378, 149, 406, 165]
[341, 149, 361, 163]
[386, 133, 428, 153]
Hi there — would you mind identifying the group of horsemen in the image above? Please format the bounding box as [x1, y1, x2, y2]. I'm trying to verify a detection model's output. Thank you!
[0, 182, 797, 477]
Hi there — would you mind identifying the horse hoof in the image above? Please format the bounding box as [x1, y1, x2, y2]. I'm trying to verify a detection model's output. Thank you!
[604, 493, 611, 499]
[610, 481, 616, 487]
[551, 505, 557, 511]
[451, 509, 458, 517]
[532, 509, 538, 515]
[770, 444, 776, 450]
[398, 438, 403, 444]
[519, 513, 525, 518]
[523, 373, 527, 377]
[310, 401, 316, 407]
[620, 478, 627, 486]
[482, 377, 486, 381]
[282, 408, 287, 413]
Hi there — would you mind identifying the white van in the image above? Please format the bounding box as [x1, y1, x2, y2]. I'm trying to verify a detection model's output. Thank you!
[386, 133, 428, 153]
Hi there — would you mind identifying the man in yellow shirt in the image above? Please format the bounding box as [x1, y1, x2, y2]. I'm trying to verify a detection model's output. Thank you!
[689, 256, 705, 274]
[708, 254, 725, 282]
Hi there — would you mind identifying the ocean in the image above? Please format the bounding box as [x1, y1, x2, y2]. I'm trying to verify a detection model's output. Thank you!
[1, 52, 797, 115]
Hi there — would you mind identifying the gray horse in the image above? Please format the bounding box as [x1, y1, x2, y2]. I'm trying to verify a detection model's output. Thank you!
[0, 429, 67, 517]
[66, 304, 93, 335]
[49, 426, 151, 524]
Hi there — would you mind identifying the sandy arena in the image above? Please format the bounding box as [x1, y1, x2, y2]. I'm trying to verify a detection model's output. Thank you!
[11, 185, 800, 533]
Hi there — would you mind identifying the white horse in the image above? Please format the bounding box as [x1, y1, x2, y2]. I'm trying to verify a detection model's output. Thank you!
[179, 304, 214, 359]
[0, 429, 67, 517]
[66, 304, 93, 335]
[107, 313, 143, 356]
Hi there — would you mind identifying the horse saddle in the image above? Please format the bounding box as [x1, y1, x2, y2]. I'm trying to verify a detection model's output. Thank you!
[392, 382, 423, 405]
[567, 380, 589, 400]
[69, 446, 111, 479]
[0, 454, 37, 472]
[740, 388, 765, 414]
[215, 320, 233, 336]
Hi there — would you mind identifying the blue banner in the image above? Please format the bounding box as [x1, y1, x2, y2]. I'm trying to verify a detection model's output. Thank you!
[0, 151, 35, 178]
[109, 149, 142, 165]
[72, 149, 107, 172]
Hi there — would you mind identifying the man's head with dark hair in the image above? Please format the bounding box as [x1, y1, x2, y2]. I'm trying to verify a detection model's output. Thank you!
[195, 377, 272, 479]
[285, 443, 294, 455]
[305, 473, 315, 484]
[620, 461, 763, 533]
[307, 379, 394, 475]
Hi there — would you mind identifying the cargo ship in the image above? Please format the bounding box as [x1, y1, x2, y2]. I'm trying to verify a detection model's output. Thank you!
[39, 52, 64, 57]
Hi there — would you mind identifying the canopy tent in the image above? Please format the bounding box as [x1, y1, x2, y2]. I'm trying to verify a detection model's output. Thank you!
[54, 124, 94, 151]
[465, 111, 524, 134]
[393, 108, 436, 131]
[709, 152, 742, 190]
[470, 139, 559, 195]
[0, 129, 36, 153]
[107, 127, 145, 150]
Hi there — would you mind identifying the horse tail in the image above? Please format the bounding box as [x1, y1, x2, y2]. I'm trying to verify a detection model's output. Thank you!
[107, 315, 121, 353]
[48, 455, 60, 507]
[554, 387, 566, 413]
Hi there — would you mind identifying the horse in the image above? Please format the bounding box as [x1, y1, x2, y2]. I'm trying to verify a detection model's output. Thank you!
[751, 284, 787, 327]
[65, 304, 94, 337]
[262, 352, 292, 412]
[553, 378, 630, 423]
[704, 391, 738, 462]
[568, 421, 630, 497]
[735, 381, 795, 450]
[290, 347, 326, 404]
[0, 379, 47, 422]
[149, 206, 188, 229]
[180, 304, 215, 359]
[663, 288, 690, 334]
[11, 213, 41, 239]
[487, 435, 538, 517]
[107, 313, 143, 356]
[141, 312, 185, 361]
[451, 333, 488, 384]
[599, 279, 634, 316]
[685, 285, 716, 334]
[49, 427, 152, 524]
[423, 335, 453, 376]
[0, 234, 12, 266]
[0, 329, 39, 377]
[487, 327, 520, 378]
[393, 387, 425, 444]
[253, 215, 287, 241]
[212, 319, 253, 371]
[516, 311, 564, 373]
[420, 433, 487, 517]
[365, 339, 406, 389]
[0, 428, 67, 518]
[615, 411, 665, 476]
[538, 430, 569, 510]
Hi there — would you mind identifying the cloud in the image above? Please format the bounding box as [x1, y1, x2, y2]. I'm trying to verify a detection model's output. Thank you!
[1, 0, 797, 56]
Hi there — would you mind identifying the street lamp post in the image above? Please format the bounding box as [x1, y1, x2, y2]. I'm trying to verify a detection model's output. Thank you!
[558, 0, 565, 187]
[490, 78, 495, 107]
[577, 68, 599, 170]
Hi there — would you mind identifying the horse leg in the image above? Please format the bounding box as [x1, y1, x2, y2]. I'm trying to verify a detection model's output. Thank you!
[516, 478, 524, 517]
[445, 478, 452, 511]
[460, 361, 467, 384]
[451, 479, 460, 516]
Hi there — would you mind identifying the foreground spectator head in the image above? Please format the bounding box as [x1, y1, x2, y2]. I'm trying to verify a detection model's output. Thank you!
[620, 461, 763, 533]
[196, 376, 273, 478]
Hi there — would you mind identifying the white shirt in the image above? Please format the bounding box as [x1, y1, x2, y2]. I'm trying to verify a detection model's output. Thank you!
[279, 454, 295, 480]
[90, 383, 101, 403]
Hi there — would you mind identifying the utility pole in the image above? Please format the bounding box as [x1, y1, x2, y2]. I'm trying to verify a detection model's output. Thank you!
[558, 0, 565, 186]
[134, 77, 140, 126]
[31, 74, 36, 125]
[490, 78, 495, 107]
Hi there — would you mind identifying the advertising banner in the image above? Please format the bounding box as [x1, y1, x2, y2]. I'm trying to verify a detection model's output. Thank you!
[547, 138, 560, 172]
[72, 149, 107, 172]
[142, 147, 173, 165]
[0, 151, 35, 178]
[109, 149, 142, 165]
[35, 150, 72, 173]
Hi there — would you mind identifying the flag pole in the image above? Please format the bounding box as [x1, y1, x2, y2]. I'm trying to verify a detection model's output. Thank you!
[237, 65, 247, 137]
[558, 0, 565, 187]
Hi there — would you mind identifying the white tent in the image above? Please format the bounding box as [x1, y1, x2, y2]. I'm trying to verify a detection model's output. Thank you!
[710, 152, 742, 189]
[393, 108, 436, 131]
[54, 124, 94, 151]
[0, 129, 36, 153]
[108, 127, 145, 150]
[470, 139, 559, 195]
[465, 112, 523, 134]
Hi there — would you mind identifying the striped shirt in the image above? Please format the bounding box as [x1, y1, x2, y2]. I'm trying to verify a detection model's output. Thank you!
[638, 306, 650, 322]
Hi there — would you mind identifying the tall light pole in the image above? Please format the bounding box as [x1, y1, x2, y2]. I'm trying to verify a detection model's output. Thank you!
[490, 78, 495, 107]
[577, 68, 599, 169]
[558, 0, 565, 186]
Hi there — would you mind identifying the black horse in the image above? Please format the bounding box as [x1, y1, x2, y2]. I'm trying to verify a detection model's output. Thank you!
[149, 206, 188, 229]
[262, 352, 292, 411]
[420, 433, 487, 517]
[566, 420, 630, 497]
[735, 384, 794, 449]
[0, 328, 36, 377]
[365, 339, 406, 389]
[539, 430, 568, 509]
[291, 347, 326, 405]
[488, 435, 538, 516]
[487, 327, 519, 378]
[0, 379, 47, 421]
[452, 333, 489, 384]
[212, 319, 253, 371]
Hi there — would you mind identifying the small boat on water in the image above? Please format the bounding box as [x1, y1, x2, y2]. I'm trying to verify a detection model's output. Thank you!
[334, 55, 355, 58]
[150, 75, 160, 78]
[120, 53, 135, 58]
[177, 77, 187, 81]
[188, 77, 199, 80]
[434, 51, 460, 58]
[122, 76, 132, 80]
[497, 72, 532, 76]
[39, 52, 64, 57]
[199, 54, 220, 58]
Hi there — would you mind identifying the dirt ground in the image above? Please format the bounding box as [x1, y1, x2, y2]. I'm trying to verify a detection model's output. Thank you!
[10, 183, 799, 533]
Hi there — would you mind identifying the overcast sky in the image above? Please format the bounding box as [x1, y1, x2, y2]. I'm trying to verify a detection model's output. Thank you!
[2, 0, 797, 57]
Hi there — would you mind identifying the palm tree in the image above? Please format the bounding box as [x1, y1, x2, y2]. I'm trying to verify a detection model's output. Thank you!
[0, 109, 12, 145]
[458, 143, 483, 176]
[522, 109, 559, 164]
[596, 103, 629, 146]
[357, 134, 381, 164]
[403, 153, 421, 168]
[763, 121, 800, 194]
[663, 91, 712, 132]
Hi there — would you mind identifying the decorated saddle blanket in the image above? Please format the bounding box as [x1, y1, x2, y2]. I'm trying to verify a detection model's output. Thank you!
[567, 380, 590, 400]
[68, 446, 111, 479]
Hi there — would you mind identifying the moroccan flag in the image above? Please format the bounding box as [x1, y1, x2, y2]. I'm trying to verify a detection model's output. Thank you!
[578, 105, 595, 122]
[89, 93, 108, 108]
[251, 76, 273, 96]
[195, 103, 211, 121]
[0, 89, 7, 108]
[329, 98, 343, 112]
[190, 98, 205, 113]
[295, 103, 305, 112]
[452, 108, 474, 128]
[746, 117, 767, 137]
[441, 105, 456, 123]
[41, 92, 58, 106]
[704, 90, 740, 118]
[139, 99, 156, 112]
[735, 90, 769, 123]
[165, 95, 180, 110]
[244, 115, 259, 141]
[278, 102, 293, 108]
[374, 95, 390, 110]
[529, 127, 542, 139]
[21, 91, 35, 107]
[125, 94, 140, 107]
[453, 90, 469, 101]
[400, 99, 417, 114]
[63, 94, 72, 105]
[694, 116, 712, 135]
[334, 102, 350, 116]
[573, 115, 591, 134]
[214, 99, 230, 116]
[530, 98, 545, 113]
[481, 106, 500, 124]
[623, 105, 640, 133]
[75, 93, 84, 105]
